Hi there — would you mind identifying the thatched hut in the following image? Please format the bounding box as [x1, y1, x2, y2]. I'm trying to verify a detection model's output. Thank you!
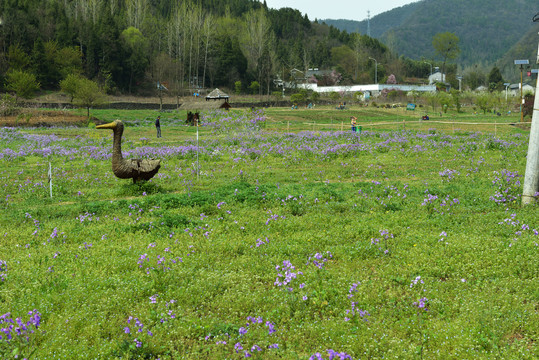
[204, 88, 231, 110]
[180, 88, 231, 112]
[205, 88, 230, 101]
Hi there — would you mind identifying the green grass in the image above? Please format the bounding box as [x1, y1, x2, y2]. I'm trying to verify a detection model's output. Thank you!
[0, 107, 537, 359]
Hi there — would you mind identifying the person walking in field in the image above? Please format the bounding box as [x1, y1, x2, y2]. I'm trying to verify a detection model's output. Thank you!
[350, 116, 357, 132]
[155, 115, 162, 138]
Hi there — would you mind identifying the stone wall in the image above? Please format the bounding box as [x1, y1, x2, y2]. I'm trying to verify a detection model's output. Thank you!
[23, 101, 299, 110]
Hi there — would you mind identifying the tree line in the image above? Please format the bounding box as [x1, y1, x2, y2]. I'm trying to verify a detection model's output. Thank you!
[0, 0, 491, 100]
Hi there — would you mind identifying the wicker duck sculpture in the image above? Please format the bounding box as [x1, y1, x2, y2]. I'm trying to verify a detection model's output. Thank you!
[96, 120, 161, 183]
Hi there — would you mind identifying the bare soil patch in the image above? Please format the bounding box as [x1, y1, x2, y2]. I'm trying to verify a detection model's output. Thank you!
[0, 110, 89, 127]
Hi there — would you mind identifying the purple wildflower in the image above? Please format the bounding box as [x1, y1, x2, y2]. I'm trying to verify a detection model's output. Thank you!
[410, 276, 424, 288]
[413, 297, 429, 311]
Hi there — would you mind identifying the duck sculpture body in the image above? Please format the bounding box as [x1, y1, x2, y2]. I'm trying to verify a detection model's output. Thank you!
[96, 120, 161, 183]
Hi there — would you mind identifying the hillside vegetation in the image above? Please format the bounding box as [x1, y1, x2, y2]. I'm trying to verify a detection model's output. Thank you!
[0, 0, 434, 98]
[324, 0, 538, 80]
[1, 0, 537, 101]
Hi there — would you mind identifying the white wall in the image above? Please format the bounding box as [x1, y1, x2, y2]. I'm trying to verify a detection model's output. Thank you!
[294, 83, 437, 96]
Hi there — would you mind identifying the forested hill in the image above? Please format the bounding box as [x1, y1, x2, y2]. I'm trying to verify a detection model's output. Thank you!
[496, 22, 539, 82]
[1, 0, 406, 95]
[322, 0, 538, 67]
[3, 0, 524, 96]
[320, 2, 420, 38]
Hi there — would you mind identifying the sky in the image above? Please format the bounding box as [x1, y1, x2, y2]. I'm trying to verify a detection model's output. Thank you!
[263, 0, 420, 22]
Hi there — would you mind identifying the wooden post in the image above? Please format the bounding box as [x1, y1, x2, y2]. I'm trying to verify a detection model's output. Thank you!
[48, 162, 52, 198]
[452, 120, 455, 134]
[287, 121, 290, 132]
[341, 122, 343, 132]
[196, 125, 199, 182]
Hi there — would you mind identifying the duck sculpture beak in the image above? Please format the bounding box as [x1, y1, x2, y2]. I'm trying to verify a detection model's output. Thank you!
[96, 120, 120, 129]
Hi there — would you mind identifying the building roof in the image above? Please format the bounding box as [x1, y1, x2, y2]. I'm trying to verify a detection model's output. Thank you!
[306, 69, 333, 77]
[206, 88, 229, 100]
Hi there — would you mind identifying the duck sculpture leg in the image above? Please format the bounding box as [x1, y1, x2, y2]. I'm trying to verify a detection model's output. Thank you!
[96, 120, 161, 183]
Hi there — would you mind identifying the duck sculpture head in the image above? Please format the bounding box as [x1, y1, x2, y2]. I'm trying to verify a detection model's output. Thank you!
[96, 120, 161, 183]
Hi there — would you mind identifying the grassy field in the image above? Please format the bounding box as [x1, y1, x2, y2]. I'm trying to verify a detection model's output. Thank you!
[0, 106, 538, 359]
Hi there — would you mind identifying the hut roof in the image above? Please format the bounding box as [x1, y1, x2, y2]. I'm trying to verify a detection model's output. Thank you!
[206, 88, 230, 100]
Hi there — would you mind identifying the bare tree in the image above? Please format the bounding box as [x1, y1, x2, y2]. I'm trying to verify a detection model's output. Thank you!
[201, 14, 214, 90]
[71, 0, 103, 24]
[242, 8, 272, 95]
[187, 4, 204, 91]
[262, 32, 277, 97]
[109, 0, 119, 17]
[167, 3, 188, 95]
[351, 33, 368, 82]
[126, 0, 148, 29]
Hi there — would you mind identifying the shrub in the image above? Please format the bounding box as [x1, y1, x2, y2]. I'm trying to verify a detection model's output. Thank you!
[0, 94, 19, 116]
[5, 69, 40, 103]
[248, 81, 260, 95]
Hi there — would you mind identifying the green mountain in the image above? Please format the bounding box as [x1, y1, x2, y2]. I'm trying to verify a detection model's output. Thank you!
[0, 0, 423, 94]
[320, 2, 420, 38]
[496, 22, 539, 82]
[323, 0, 538, 71]
[4, 0, 533, 93]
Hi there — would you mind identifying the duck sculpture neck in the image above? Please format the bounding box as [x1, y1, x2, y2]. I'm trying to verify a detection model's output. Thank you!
[96, 120, 161, 183]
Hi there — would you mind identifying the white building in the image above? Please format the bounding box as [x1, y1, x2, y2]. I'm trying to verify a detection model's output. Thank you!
[296, 83, 436, 97]
[509, 83, 535, 96]
[428, 67, 446, 85]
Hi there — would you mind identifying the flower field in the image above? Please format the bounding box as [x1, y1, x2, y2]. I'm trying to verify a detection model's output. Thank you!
[0, 108, 538, 359]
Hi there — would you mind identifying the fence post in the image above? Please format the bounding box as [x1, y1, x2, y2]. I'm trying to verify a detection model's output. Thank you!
[196, 125, 200, 182]
[287, 121, 290, 132]
[341, 122, 343, 132]
[48, 162, 52, 198]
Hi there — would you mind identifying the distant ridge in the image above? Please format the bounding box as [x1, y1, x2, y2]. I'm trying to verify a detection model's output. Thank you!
[320, 0, 537, 71]
[320, 1, 420, 38]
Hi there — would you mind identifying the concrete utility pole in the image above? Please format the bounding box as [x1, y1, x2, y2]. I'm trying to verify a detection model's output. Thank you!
[522, 14, 539, 205]
[369, 57, 378, 84]
[504, 82, 510, 101]
[515, 59, 529, 123]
